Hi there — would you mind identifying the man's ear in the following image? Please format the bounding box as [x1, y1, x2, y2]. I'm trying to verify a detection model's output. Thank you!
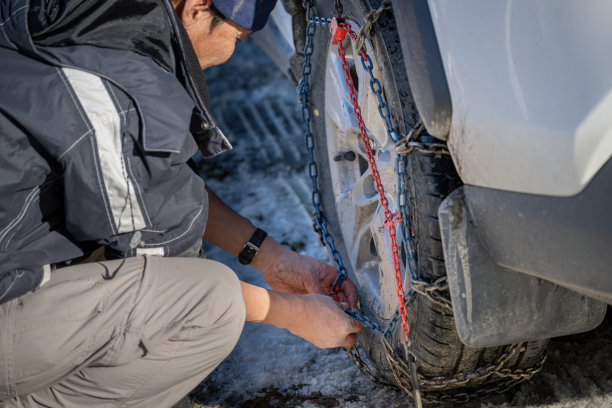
[179, 0, 213, 28]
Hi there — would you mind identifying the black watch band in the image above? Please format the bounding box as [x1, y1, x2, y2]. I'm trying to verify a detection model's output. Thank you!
[238, 228, 268, 265]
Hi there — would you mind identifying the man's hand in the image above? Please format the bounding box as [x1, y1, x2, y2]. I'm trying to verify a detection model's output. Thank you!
[252, 242, 359, 311]
[242, 282, 362, 348]
[286, 294, 362, 348]
[202, 185, 359, 310]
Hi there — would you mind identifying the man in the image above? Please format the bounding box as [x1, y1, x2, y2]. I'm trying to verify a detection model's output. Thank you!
[0, 0, 362, 406]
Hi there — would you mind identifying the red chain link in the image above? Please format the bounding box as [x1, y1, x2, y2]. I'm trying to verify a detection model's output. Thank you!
[332, 19, 410, 342]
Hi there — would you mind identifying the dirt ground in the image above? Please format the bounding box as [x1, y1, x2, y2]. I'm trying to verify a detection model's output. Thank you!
[188, 38, 612, 408]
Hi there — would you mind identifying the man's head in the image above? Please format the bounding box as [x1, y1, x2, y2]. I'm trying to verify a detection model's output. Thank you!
[172, 0, 277, 69]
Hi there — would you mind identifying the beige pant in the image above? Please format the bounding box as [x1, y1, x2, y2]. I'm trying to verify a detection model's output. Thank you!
[0, 256, 245, 408]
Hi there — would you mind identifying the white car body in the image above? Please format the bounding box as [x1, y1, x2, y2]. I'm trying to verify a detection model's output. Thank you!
[429, 0, 612, 196]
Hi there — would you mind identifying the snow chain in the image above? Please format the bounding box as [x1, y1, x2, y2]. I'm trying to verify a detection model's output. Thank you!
[297, 1, 546, 404]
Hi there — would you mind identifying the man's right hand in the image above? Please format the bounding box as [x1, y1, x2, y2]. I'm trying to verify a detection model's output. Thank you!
[241, 282, 363, 348]
[284, 293, 363, 348]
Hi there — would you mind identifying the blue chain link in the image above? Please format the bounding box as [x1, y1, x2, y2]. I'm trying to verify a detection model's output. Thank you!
[360, 53, 400, 144]
[346, 310, 384, 334]
[298, 8, 349, 295]
[310, 16, 332, 26]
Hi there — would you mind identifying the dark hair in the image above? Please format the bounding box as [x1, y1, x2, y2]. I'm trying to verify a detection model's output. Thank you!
[209, 4, 225, 32]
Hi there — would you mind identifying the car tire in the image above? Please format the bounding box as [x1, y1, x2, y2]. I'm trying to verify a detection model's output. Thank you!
[306, 0, 548, 401]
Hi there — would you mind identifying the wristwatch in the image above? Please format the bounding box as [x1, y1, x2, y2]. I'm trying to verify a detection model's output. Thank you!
[238, 228, 267, 265]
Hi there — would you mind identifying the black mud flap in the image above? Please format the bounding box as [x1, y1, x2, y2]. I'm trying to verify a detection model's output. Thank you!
[438, 187, 607, 347]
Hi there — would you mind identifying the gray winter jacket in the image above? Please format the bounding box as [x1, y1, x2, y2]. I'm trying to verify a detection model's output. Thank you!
[0, 0, 231, 303]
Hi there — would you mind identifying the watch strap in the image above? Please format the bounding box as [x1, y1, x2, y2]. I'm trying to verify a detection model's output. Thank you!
[238, 228, 267, 265]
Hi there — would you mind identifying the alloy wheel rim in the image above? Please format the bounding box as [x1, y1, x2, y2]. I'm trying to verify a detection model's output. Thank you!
[323, 21, 403, 320]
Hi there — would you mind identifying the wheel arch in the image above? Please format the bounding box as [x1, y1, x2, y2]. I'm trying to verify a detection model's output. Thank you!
[392, 0, 452, 140]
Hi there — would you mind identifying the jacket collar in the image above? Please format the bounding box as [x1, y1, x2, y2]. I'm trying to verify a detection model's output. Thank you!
[166, 3, 232, 157]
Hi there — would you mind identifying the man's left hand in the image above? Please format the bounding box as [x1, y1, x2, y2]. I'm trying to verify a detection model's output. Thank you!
[253, 242, 359, 311]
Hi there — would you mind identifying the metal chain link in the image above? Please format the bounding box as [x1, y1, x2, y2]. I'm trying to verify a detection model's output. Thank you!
[397, 141, 450, 156]
[338, 12, 454, 337]
[298, 3, 547, 404]
[352, 10, 548, 396]
[334, 0, 343, 16]
[302, 0, 450, 348]
[347, 345, 397, 388]
[335, 20, 411, 342]
[309, 16, 331, 27]
[355, 0, 392, 52]
[382, 338, 547, 404]
[345, 310, 384, 334]
[411, 277, 453, 310]
[298, 1, 371, 318]
[303, 3, 421, 340]
[394, 118, 450, 156]
[359, 51, 400, 144]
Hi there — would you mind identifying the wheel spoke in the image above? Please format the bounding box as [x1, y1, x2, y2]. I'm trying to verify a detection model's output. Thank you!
[335, 169, 379, 243]
[368, 204, 402, 319]
[350, 170, 378, 206]
[345, 128, 365, 156]
[324, 52, 359, 134]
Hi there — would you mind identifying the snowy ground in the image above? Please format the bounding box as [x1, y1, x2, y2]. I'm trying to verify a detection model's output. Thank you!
[188, 38, 612, 408]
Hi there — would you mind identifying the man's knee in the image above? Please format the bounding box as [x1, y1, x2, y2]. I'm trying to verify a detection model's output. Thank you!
[156, 257, 245, 353]
[209, 264, 245, 360]
[195, 259, 245, 345]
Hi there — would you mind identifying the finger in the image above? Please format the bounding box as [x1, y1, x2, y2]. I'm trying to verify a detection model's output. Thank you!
[319, 265, 338, 288]
[350, 317, 364, 333]
[312, 284, 327, 296]
[340, 279, 359, 311]
[342, 333, 357, 348]
[339, 302, 350, 311]
[305, 276, 327, 296]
